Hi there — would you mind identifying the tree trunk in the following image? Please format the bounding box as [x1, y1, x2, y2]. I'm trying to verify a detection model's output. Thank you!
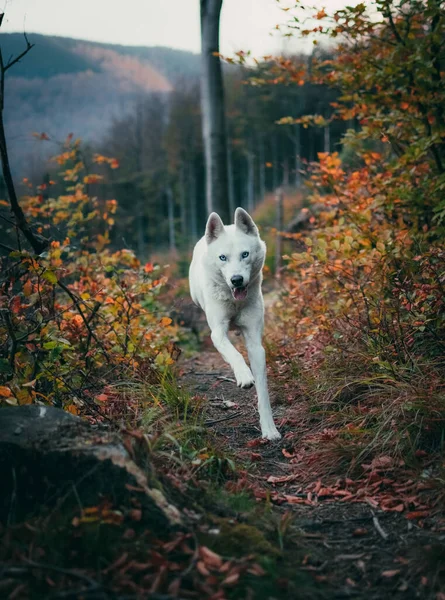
[309, 129, 315, 162]
[166, 187, 176, 253]
[282, 157, 289, 187]
[188, 163, 198, 242]
[135, 100, 145, 256]
[259, 137, 266, 203]
[136, 201, 145, 257]
[294, 124, 302, 188]
[275, 187, 284, 276]
[272, 135, 279, 191]
[200, 0, 230, 223]
[227, 137, 236, 216]
[246, 144, 255, 214]
[179, 165, 187, 240]
[0, 98, 47, 254]
[324, 122, 330, 153]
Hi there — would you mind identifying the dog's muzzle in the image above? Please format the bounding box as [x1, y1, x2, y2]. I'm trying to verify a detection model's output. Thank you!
[230, 275, 248, 301]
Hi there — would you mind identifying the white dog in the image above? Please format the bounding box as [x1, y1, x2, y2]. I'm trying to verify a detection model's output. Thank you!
[189, 207, 281, 441]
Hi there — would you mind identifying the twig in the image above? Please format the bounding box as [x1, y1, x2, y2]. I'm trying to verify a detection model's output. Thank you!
[1, 308, 17, 368]
[216, 375, 236, 383]
[205, 412, 243, 426]
[370, 511, 389, 540]
[0, 17, 48, 254]
[57, 280, 110, 361]
[0, 560, 101, 598]
[0, 241, 14, 253]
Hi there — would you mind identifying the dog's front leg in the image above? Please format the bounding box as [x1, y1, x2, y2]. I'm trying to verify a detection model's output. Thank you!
[209, 321, 255, 389]
[243, 325, 281, 441]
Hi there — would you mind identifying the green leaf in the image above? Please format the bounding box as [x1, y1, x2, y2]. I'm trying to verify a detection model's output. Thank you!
[43, 270, 58, 285]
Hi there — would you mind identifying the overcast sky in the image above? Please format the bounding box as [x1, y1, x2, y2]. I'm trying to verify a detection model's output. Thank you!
[1, 0, 349, 56]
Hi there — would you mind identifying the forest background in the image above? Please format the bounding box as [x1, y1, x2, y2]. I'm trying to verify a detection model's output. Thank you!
[0, 1, 445, 598]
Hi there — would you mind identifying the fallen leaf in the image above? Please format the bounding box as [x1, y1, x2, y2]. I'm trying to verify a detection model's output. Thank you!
[129, 509, 142, 522]
[247, 438, 269, 448]
[196, 561, 210, 576]
[222, 572, 240, 586]
[199, 546, 223, 570]
[267, 474, 297, 485]
[284, 495, 306, 504]
[250, 452, 262, 462]
[406, 510, 429, 520]
[247, 563, 265, 576]
[381, 570, 400, 578]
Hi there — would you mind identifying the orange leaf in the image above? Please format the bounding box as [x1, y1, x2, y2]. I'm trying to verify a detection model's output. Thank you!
[11, 296, 21, 314]
[0, 386, 13, 397]
[160, 317, 172, 327]
[96, 394, 108, 402]
[23, 280, 33, 297]
[144, 262, 154, 273]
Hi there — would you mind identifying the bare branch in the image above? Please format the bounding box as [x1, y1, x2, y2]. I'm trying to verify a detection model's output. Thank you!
[0, 15, 48, 254]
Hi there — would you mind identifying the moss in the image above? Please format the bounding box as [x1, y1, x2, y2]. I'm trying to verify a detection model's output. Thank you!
[203, 520, 280, 558]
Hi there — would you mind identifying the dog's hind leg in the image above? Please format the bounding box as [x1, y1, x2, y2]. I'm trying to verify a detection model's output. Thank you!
[208, 318, 255, 389]
[243, 325, 281, 441]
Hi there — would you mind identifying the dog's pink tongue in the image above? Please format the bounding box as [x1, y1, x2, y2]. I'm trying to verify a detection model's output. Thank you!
[234, 287, 247, 301]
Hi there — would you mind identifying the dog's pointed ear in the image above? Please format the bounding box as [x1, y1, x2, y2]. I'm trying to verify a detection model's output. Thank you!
[205, 212, 225, 244]
[234, 207, 258, 236]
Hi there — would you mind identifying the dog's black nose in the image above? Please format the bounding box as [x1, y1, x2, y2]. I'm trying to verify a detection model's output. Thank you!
[231, 275, 244, 288]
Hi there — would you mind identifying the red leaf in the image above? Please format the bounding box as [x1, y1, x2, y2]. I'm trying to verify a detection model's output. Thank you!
[406, 510, 429, 520]
[250, 452, 262, 462]
[247, 438, 269, 448]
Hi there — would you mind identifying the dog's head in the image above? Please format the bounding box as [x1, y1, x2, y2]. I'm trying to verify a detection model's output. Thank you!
[205, 207, 266, 301]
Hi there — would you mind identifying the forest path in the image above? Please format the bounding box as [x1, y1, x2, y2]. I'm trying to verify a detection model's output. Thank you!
[180, 348, 443, 600]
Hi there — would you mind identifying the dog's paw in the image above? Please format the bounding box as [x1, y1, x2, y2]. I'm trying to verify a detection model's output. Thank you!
[234, 366, 255, 389]
[262, 427, 282, 442]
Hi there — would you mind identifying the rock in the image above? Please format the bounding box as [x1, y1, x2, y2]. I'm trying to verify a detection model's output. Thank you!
[0, 405, 181, 527]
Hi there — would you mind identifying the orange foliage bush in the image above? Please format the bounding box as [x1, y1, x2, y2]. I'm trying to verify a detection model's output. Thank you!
[269, 0, 445, 458]
[0, 139, 178, 413]
[280, 152, 445, 371]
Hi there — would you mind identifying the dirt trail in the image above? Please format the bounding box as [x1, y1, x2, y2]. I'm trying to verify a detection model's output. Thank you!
[180, 348, 444, 600]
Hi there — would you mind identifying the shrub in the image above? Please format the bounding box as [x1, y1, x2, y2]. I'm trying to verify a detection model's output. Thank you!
[0, 139, 178, 414]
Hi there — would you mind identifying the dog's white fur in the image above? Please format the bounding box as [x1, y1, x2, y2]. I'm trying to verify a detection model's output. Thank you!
[189, 207, 281, 441]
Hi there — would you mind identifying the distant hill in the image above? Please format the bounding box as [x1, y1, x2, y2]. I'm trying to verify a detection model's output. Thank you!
[0, 33, 200, 178]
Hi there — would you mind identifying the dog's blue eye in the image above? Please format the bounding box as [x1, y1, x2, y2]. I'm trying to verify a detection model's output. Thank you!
[241, 251, 249, 259]
[219, 255, 227, 261]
